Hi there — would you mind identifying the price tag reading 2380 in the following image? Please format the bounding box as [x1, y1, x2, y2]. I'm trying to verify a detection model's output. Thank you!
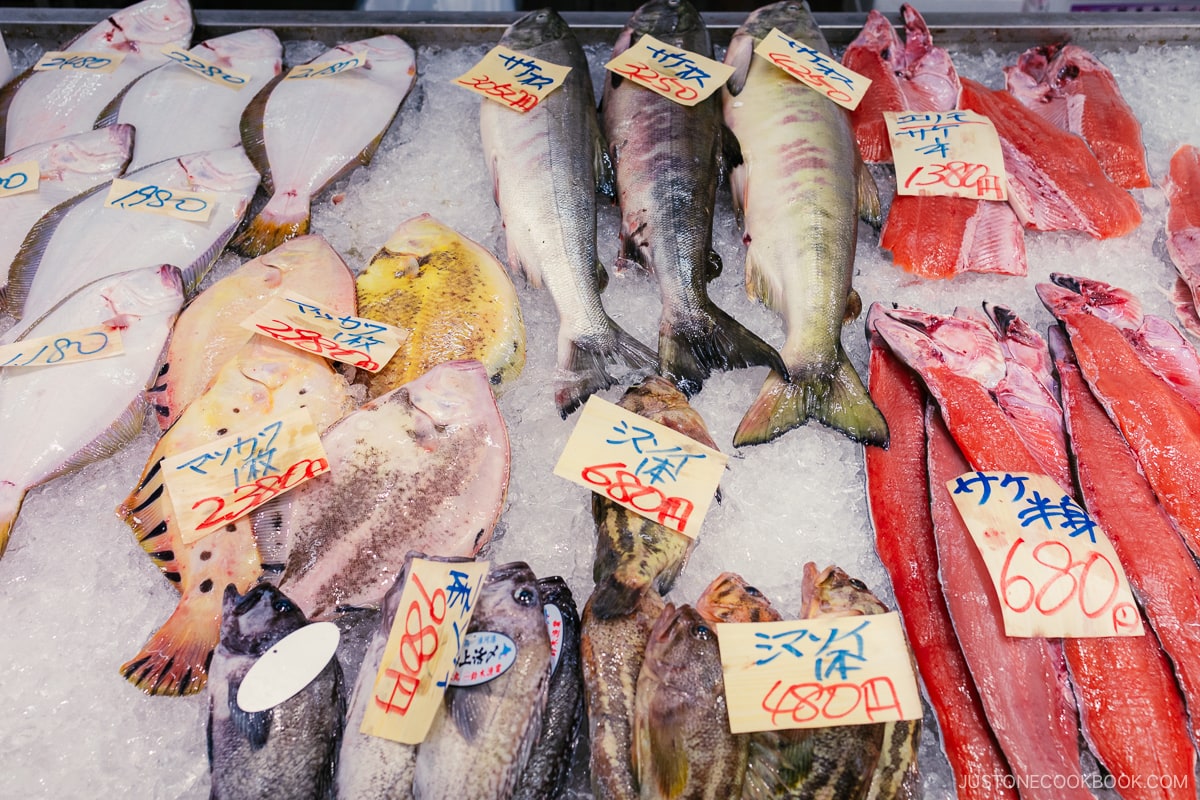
[240, 293, 405, 373]
[885, 110, 1008, 201]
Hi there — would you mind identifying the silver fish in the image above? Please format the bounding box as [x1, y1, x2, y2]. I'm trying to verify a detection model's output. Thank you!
[481, 8, 656, 417]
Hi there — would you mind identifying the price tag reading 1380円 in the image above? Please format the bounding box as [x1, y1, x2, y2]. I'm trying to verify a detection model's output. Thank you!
[604, 34, 734, 107]
[885, 110, 1008, 201]
[947, 471, 1143, 638]
[454, 46, 571, 113]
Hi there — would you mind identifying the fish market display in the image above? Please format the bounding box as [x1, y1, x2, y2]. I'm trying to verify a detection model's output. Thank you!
[4, 146, 260, 325]
[1165, 144, 1200, 335]
[356, 213, 525, 399]
[151, 233, 357, 430]
[722, 1, 886, 447]
[0, 126, 133, 303]
[0, 265, 184, 557]
[277, 360, 510, 620]
[480, 8, 656, 418]
[101, 29, 283, 172]
[233, 35, 417, 257]
[600, 0, 782, 395]
[412, 562, 552, 800]
[0, 0, 193, 155]
[1005, 42, 1151, 189]
[207, 583, 344, 800]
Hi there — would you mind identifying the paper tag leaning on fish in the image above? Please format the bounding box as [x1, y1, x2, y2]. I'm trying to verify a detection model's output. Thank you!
[604, 34, 733, 107]
[885, 110, 1009, 202]
[34, 50, 125, 74]
[0, 324, 123, 368]
[0, 160, 39, 198]
[754, 28, 871, 111]
[160, 45, 252, 89]
[454, 46, 572, 113]
[947, 470, 1143, 638]
[286, 47, 368, 80]
[103, 178, 216, 223]
[553, 396, 727, 538]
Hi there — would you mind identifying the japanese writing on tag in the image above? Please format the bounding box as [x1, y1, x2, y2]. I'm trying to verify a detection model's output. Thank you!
[0, 160, 39, 198]
[717, 613, 922, 734]
[161, 45, 252, 89]
[454, 46, 571, 112]
[34, 51, 125, 74]
[448, 631, 517, 687]
[162, 409, 330, 544]
[104, 178, 216, 222]
[361, 559, 490, 744]
[0, 325, 123, 368]
[240, 292, 405, 373]
[604, 34, 734, 107]
[553, 396, 727, 537]
[287, 51, 365, 80]
[545, 604, 563, 674]
[948, 471, 1143, 638]
[754, 28, 871, 110]
[886, 110, 1009, 201]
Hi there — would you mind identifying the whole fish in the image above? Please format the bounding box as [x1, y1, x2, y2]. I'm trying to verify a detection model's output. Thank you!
[356, 213, 525, 399]
[100, 29, 283, 172]
[150, 233, 357, 431]
[208, 583, 344, 800]
[0, 265, 184, 557]
[233, 35, 417, 257]
[412, 562, 552, 800]
[4, 146, 260, 326]
[591, 376, 719, 619]
[0, 0, 193, 155]
[117, 338, 357, 695]
[480, 8, 656, 418]
[722, 1, 886, 447]
[277, 360, 510, 620]
[600, 0, 783, 395]
[633, 603, 747, 800]
[0, 125, 133, 305]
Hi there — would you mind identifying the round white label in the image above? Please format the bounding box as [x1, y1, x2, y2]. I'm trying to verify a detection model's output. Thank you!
[448, 631, 517, 687]
[236, 621, 341, 713]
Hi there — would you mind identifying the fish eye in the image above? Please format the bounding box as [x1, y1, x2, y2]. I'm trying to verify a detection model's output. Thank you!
[690, 622, 713, 640]
[744, 585, 763, 597]
[848, 578, 869, 592]
[513, 586, 537, 606]
[272, 597, 295, 614]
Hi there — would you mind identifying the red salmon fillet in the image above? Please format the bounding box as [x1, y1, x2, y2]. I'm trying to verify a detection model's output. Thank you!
[1166, 145, 1200, 332]
[881, 194, 1027, 278]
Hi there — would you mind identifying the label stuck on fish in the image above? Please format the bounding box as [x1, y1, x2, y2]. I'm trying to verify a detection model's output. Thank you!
[553, 396, 727, 538]
[886, 110, 1009, 201]
[453, 46, 571, 113]
[947, 470, 1143, 638]
[0, 160, 40, 198]
[286, 49, 367, 80]
[161, 408, 331, 545]
[544, 604, 563, 674]
[103, 178, 216, 223]
[0, 324, 123, 368]
[236, 622, 341, 713]
[754, 29, 871, 111]
[161, 45, 253, 89]
[448, 631, 517, 686]
[240, 292, 406, 372]
[604, 34, 734, 107]
[716, 612, 923, 734]
[34, 50, 125, 74]
[361, 559, 490, 744]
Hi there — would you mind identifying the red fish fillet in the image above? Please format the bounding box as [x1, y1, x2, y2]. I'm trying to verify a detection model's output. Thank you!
[1005, 43, 1150, 190]
[1165, 145, 1200, 333]
[880, 194, 1027, 279]
[960, 78, 1142, 239]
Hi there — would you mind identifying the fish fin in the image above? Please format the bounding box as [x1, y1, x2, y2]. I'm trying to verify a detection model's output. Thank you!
[729, 162, 748, 230]
[857, 160, 882, 228]
[0, 67, 35, 155]
[229, 199, 310, 259]
[447, 681, 494, 743]
[638, 707, 689, 799]
[595, 258, 610, 293]
[251, 496, 292, 581]
[720, 123, 744, 177]
[45, 394, 148, 481]
[117, 451, 184, 584]
[0, 484, 26, 559]
[229, 677, 274, 749]
[659, 303, 786, 396]
[182, 219, 242, 294]
[94, 69, 145, 129]
[724, 32, 756, 97]
[239, 74, 283, 196]
[146, 359, 174, 431]
[594, 120, 616, 200]
[120, 586, 221, 695]
[554, 322, 657, 418]
[733, 357, 889, 447]
[743, 244, 781, 310]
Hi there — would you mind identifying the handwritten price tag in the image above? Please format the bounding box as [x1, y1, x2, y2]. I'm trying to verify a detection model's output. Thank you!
[604, 34, 733, 107]
[886, 110, 1009, 201]
[948, 471, 1143, 638]
[34, 50, 124, 74]
[162, 408, 330, 544]
[240, 292, 405, 373]
[754, 28, 871, 111]
[161, 45, 252, 89]
[104, 178, 215, 223]
[361, 559, 490, 744]
[545, 604, 563, 674]
[553, 396, 726, 538]
[454, 46, 571, 113]
[287, 51, 366, 80]
[717, 613, 922, 734]
[0, 324, 124, 368]
[0, 160, 39, 198]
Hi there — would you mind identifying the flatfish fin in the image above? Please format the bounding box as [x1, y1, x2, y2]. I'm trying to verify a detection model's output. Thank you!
[0, 485, 27, 559]
[181, 219, 242, 295]
[94, 69, 149, 130]
[120, 579, 222, 696]
[0, 66, 35, 156]
[45, 393, 149, 482]
[119, 451, 183, 584]
[238, 73, 282, 196]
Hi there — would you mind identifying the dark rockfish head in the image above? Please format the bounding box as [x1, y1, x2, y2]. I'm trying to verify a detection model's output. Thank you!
[500, 8, 573, 51]
[696, 572, 781, 625]
[536, 575, 577, 616]
[800, 563, 887, 619]
[625, 0, 707, 49]
[642, 603, 721, 690]
[219, 583, 309, 657]
[472, 562, 546, 646]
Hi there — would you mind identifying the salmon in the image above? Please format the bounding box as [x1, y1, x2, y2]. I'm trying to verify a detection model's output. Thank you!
[880, 194, 1027, 279]
[1165, 144, 1200, 333]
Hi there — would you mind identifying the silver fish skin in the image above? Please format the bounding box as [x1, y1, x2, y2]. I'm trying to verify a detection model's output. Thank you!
[722, 1, 886, 448]
[412, 562, 552, 800]
[103, 28, 283, 171]
[600, 0, 783, 396]
[0, 0, 193, 155]
[208, 583, 345, 800]
[481, 8, 656, 418]
[0, 30, 12, 89]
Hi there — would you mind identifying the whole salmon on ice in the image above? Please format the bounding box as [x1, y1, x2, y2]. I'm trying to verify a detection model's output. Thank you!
[232, 35, 417, 257]
[0, 0, 193, 156]
[722, 0, 886, 447]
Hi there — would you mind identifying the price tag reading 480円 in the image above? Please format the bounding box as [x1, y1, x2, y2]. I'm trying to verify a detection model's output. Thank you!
[948, 471, 1143, 638]
[885, 109, 1009, 202]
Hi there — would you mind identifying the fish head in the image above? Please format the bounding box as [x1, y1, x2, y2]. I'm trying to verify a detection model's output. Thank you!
[625, 0, 708, 51]
[696, 572, 781, 625]
[873, 306, 1007, 389]
[1037, 273, 1143, 329]
[642, 603, 721, 689]
[97, 265, 186, 324]
[402, 360, 498, 430]
[535, 575, 575, 613]
[616, 376, 721, 452]
[33, 125, 135, 181]
[501, 8, 573, 51]
[800, 562, 887, 619]
[472, 561, 547, 648]
[195, 28, 283, 74]
[219, 582, 309, 657]
[738, 1, 823, 48]
[100, 0, 194, 51]
[178, 146, 261, 196]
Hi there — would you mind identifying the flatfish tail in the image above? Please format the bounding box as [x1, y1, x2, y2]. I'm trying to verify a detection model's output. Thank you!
[0, 484, 25, 558]
[120, 581, 221, 696]
[230, 197, 311, 260]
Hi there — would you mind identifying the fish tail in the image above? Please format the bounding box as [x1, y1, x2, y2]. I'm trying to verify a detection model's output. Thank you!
[0, 485, 25, 559]
[120, 586, 222, 696]
[659, 304, 786, 396]
[734, 355, 889, 447]
[554, 322, 657, 418]
[229, 193, 310, 259]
